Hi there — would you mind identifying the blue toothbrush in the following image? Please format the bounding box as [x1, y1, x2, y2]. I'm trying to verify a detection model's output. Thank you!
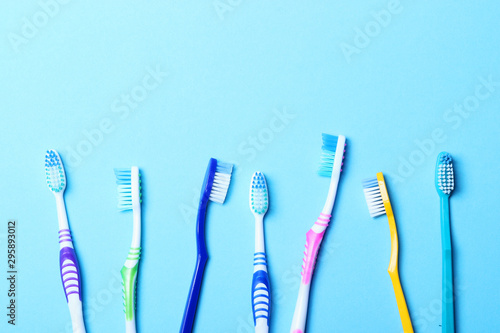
[249, 172, 271, 333]
[435, 152, 455, 333]
[180, 158, 233, 333]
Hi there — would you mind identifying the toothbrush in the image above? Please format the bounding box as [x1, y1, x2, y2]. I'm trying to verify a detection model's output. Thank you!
[180, 158, 233, 333]
[290, 134, 346, 333]
[45, 149, 86, 333]
[435, 152, 455, 333]
[114, 167, 142, 333]
[362, 172, 414, 333]
[250, 172, 271, 333]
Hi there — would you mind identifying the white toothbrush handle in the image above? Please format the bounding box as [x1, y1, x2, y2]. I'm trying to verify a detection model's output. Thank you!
[255, 325, 269, 333]
[68, 299, 86, 333]
[290, 282, 311, 333]
[126, 319, 137, 333]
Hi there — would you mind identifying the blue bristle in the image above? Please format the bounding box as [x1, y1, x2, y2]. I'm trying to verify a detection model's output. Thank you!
[318, 133, 343, 177]
[362, 177, 378, 189]
[114, 168, 141, 211]
[321, 133, 339, 152]
[45, 149, 66, 193]
[115, 169, 132, 185]
[361, 175, 385, 218]
[216, 162, 233, 175]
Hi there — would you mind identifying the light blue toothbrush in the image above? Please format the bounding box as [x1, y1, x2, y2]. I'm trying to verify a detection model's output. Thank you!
[435, 152, 455, 333]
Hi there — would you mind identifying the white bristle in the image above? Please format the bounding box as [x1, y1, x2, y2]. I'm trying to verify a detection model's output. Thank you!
[209, 162, 233, 204]
[436, 152, 454, 196]
[362, 177, 386, 218]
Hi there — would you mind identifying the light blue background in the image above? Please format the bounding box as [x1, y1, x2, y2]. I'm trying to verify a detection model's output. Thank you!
[1, 1, 499, 332]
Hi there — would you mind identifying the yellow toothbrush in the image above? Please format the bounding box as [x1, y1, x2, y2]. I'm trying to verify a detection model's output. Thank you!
[362, 172, 414, 333]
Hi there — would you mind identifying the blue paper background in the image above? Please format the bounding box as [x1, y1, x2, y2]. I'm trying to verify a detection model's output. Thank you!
[1, 1, 499, 332]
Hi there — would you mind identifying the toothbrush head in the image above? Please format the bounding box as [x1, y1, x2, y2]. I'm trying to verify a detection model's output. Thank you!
[45, 149, 67, 194]
[435, 152, 454, 197]
[114, 167, 142, 211]
[249, 172, 269, 216]
[318, 133, 346, 177]
[203, 158, 233, 204]
[362, 172, 393, 218]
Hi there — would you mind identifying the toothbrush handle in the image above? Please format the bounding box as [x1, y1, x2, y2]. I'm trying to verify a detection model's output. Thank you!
[386, 215, 414, 333]
[122, 248, 141, 333]
[59, 232, 86, 333]
[180, 253, 208, 333]
[180, 199, 209, 333]
[443, 251, 454, 333]
[290, 226, 326, 333]
[252, 253, 270, 333]
[388, 271, 414, 333]
[441, 197, 455, 333]
[290, 283, 311, 333]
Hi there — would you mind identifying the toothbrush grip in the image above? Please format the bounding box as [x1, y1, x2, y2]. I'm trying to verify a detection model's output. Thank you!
[180, 253, 208, 333]
[441, 197, 455, 333]
[121, 247, 141, 333]
[180, 199, 209, 333]
[388, 271, 414, 333]
[121, 264, 139, 333]
[60, 246, 82, 301]
[252, 254, 270, 332]
[443, 249, 455, 333]
[59, 245, 86, 333]
[387, 216, 414, 333]
[301, 229, 325, 285]
[290, 228, 326, 333]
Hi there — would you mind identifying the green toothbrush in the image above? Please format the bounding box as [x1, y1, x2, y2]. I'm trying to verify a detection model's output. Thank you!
[115, 167, 142, 333]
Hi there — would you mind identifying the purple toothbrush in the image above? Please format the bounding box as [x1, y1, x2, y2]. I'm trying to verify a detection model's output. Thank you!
[45, 150, 86, 333]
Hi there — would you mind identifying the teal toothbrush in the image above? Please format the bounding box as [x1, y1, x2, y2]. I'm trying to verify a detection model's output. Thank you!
[435, 152, 455, 333]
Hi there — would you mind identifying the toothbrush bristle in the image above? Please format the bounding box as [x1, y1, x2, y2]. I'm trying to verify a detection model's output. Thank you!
[436, 152, 454, 195]
[114, 168, 142, 211]
[209, 161, 233, 204]
[250, 172, 269, 215]
[45, 149, 66, 193]
[318, 133, 344, 177]
[362, 177, 386, 218]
